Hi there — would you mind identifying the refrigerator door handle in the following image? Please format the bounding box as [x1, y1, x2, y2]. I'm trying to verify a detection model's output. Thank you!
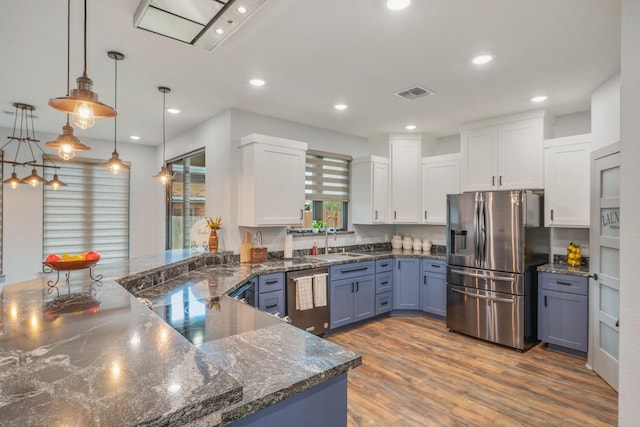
[450, 269, 516, 282]
[474, 199, 481, 266]
[478, 199, 487, 265]
[450, 287, 516, 304]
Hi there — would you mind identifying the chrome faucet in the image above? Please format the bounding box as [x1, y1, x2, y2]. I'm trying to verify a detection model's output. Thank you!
[325, 216, 336, 254]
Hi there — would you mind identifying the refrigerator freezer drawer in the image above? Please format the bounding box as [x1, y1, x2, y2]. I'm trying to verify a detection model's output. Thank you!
[447, 265, 524, 295]
[447, 284, 531, 350]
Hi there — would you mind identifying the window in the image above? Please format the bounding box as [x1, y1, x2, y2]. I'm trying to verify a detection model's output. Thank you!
[300, 150, 351, 231]
[167, 150, 205, 249]
[0, 151, 3, 274]
[43, 158, 130, 262]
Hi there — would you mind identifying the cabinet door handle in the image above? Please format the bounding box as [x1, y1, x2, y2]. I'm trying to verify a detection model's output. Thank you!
[394, 211, 397, 220]
[499, 175, 503, 186]
[616, 319, 620, 328]
[424, 210, 428, 220]
[550, 209, 554, 221]
[351, 283, 355, 293]
[492, 176, 495, 186]
[556, 281, 572, 286]
[375, 210, 378, 220]
[544, 295, 547, 307]
[356, 281, 359, 292]
[300, 209, 304, 220]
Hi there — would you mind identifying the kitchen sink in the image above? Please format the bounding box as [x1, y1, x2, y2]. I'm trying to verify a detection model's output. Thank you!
[304, 252, 372, 262]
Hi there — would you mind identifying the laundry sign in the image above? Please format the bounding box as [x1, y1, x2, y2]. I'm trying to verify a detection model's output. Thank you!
[601, 208, 620, 237]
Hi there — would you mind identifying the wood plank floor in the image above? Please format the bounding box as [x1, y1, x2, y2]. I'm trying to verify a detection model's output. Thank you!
[327, 316, 618, 427]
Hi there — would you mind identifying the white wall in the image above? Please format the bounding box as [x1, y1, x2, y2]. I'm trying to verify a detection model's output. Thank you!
[552, 111, 591, 138]
[1, 127, 162, 284]
[591, 73, 621, 151]
[619, 0, 639, 423]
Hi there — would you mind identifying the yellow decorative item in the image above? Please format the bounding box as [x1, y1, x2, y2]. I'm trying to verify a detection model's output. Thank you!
[566, 242, 582, 267]
[206, 217, 222, 252]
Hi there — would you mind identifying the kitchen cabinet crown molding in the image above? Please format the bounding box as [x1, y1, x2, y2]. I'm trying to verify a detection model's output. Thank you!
[240, 133, 308, 151]
[543, 133, 592, 149]
[460, 109, 554, 132]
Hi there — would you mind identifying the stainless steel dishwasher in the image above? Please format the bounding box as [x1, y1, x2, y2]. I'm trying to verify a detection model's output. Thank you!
[286, 267, 330, 335]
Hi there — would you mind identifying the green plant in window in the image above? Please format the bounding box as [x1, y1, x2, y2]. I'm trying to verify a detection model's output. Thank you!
[312, 220, 325, 232]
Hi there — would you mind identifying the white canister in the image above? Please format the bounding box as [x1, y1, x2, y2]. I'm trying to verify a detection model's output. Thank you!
[422, 240, 432, 252]
[391, 235, 403, 249]
[413, 238, 422, 251]
[402, 236, 413, 250]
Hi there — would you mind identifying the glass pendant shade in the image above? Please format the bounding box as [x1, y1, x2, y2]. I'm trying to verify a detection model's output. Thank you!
[45, 120, 91, 160]
[3, 171, 24, 189]
[153, 165, 173, 185]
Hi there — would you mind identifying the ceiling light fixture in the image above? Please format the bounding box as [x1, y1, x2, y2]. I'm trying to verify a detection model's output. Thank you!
[249, 78, 265, 87]
[334, 104, 348, 110]
[167, 108, 181, 115]
[130, 135, 141, 141]
[386, 0, 411, 11]
[102, 51, 130, 175]
[531, 95, 548, 103]
[48, 0, 116, 129]
[405, 125, 417, 130]
[471, 53, 495, 65]
[45, 0, 91, 161]
[1, 103, 66, 190]
[134, 0, 267, 51]
[153, 86, 173, 185]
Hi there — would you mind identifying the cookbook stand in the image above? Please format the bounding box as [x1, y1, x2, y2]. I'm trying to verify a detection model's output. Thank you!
[42, 261, 103, 296]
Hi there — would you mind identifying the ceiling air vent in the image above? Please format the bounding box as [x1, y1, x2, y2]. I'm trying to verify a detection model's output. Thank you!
[395, 86, 436, 101]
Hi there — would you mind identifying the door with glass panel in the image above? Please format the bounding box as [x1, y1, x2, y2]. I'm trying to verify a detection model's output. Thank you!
[590, 142, 620, 391]
[167, 150, 206, 249]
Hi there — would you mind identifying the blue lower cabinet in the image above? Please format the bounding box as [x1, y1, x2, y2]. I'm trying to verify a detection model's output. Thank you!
[375, 292, 392, 315]
[258, 273, 285, 316]
[393, 258, 421, 310]
[330, 275, 375, 329]
[421, 260, 447, 317]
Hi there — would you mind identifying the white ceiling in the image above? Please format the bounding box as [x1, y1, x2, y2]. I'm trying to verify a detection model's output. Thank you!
[0, 0, 621, 146]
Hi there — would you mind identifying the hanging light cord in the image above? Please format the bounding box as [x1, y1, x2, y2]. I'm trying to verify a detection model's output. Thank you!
[113, 55, 118, 152]
[82, 0, 88, 77]
[162, 90, 166, 167]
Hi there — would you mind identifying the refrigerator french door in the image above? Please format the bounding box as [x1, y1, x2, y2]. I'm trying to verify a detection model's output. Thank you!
[446, 191, 548, 351]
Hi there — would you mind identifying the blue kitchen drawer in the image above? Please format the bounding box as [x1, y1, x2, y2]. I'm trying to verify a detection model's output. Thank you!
[258, 272, 285, 294]
[375, 258, 393, 273]
[375, 292, 392, 315]
[539, 272, 588, 296]
[375, 272, 393, 294]
[330, 261, 375, 281]
[422, 259, 446, 275]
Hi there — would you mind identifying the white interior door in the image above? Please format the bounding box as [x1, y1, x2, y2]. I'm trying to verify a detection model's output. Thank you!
[589, 142, 620, 391]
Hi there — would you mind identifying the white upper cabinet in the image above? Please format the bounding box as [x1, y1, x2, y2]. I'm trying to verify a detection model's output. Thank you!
[461, 111, 549, 192]
[544, 134, 592, 227]
[351, 156, 389, 224]
[390, 135, 421, 223]
[421, 153, 461, 225]
[238, 134, 308, 227]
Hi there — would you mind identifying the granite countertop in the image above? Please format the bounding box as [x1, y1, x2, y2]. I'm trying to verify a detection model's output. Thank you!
[0, 248, 443, 426]
[537, 263, 592, 277]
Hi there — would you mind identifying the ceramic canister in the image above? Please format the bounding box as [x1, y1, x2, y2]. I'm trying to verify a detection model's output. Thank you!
[422, 240, 432, 252]
[413, 238, 422, 251]
[402, 236, 413, 250]
[391, 235, 403, 249]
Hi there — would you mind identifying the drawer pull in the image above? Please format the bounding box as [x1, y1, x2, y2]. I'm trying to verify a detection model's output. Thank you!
[341, 267, 369, 274]
[381, 281, 389, 285]
[380, 301, 389, 306]
[380, 263, 389, 267]
[266, 304, 278, 309]
[431, 264, 441, 268]
[265, 279, 278, 285]
[556, 281, 572, 286]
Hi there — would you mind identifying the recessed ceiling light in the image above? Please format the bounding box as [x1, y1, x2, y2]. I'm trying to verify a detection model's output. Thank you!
[167, 108, 181, 114]
[249, 79, 265, 87]
[405, 125, 417, 130]
[129, 135, 141, 141]
[215, 28, 224, 35]
[471, 54, 495, 65]
[531, 95, 548, 103]
[386, 0, 411, 11]
[237, 6, 248, 14]
[334, 104, 348, 110]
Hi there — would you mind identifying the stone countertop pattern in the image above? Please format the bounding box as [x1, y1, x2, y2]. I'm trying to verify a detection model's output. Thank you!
[537, 263, 592, 277]
[0, 248, 443, 426]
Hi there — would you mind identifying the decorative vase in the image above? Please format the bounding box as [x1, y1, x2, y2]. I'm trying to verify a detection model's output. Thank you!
[209, 229, 219, 252]
[402, 236, 413, 250]
[391, 235, 402, 249]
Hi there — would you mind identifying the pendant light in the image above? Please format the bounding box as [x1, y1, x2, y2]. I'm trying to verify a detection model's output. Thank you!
[45, 0, 91, 160]
[153, 87, 173, 185]
[102, 51, 129, 175]
[48, 0, 116, 129]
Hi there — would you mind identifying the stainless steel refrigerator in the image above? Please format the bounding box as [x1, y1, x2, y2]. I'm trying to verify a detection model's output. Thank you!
[446, 190, 549, 351]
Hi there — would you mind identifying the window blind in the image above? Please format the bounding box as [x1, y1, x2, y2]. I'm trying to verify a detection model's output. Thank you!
[43, 157, 130, 262]
[305, 150, 352, 202]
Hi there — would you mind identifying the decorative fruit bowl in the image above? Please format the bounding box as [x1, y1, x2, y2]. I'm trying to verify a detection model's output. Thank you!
[43, 259, 100, 271]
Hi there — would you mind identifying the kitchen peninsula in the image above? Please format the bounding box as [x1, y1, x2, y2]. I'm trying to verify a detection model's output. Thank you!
[0, 250, 362, 426]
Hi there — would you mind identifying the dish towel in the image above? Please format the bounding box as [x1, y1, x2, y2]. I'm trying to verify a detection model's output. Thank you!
[313, 273, 328, 307]
[295, 276, 314, 311]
